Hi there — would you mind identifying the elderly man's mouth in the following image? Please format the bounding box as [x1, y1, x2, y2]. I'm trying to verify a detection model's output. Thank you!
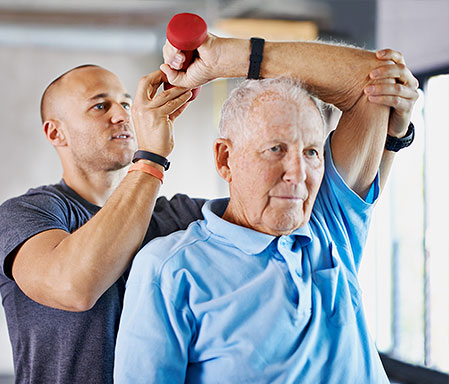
[271, 196, 306, 205]
[271, 196, 306, 202]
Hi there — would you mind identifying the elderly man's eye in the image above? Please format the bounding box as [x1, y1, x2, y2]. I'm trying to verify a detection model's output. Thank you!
[306, 149, 319, 157]
[269, 145, 282, 153]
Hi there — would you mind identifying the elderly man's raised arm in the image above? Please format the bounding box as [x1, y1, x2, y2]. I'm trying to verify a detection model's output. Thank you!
[329, 78, 390, 198]
[332, 49, 418, 197]
[162, 35, 380, 111]
[365, 50, 419, 189]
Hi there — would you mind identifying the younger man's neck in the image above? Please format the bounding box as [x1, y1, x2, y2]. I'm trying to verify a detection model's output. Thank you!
[63, 167, 127, 207]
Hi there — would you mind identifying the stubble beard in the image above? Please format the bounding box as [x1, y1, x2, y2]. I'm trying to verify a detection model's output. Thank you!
[71, 140, 135, 173]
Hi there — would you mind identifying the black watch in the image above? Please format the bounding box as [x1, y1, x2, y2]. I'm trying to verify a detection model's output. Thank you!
[385, 122, 415, 152]
[132, 150, 170, 171]
[247, 37, 265, 80]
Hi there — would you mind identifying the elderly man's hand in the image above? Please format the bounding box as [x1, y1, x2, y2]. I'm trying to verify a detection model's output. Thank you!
[161, 33, 247, 88]
[132, 70, 192, 157]
[364, 49, 419, 137]
[160, 33, 221, 88]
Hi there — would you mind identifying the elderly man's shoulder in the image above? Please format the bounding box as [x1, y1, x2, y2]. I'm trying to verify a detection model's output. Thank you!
[131, 219, 210, 278]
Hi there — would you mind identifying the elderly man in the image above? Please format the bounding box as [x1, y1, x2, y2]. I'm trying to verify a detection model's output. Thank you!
[114, 43, 417, 382]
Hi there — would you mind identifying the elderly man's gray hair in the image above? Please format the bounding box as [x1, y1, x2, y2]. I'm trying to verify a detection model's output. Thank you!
[218, 77, 326, 141]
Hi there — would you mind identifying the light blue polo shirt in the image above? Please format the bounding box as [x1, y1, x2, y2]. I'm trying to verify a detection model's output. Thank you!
[114, 138, 389, 384]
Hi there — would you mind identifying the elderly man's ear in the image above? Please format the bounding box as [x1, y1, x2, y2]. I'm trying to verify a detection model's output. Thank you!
[214, 138, 232, 183]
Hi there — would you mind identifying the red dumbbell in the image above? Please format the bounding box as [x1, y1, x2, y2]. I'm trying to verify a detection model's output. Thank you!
[164, 13, 208, 100]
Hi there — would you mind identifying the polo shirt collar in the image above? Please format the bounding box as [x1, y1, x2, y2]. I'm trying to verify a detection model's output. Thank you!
[290, 226, 313, 247]
[202, 199, 313, 255]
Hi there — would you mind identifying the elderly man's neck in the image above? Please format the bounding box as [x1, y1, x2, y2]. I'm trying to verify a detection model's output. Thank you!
[222, 201, 297, 237]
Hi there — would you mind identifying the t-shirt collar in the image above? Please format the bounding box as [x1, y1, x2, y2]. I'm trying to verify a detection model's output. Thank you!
[59, 179, 101, 212]
[202, 198, 312, 255]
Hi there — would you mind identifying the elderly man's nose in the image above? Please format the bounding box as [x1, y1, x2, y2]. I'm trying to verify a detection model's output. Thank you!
[283, 157, 306, 184]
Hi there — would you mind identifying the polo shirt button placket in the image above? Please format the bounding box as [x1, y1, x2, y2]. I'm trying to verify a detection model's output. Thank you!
[279, 236, 313, 317]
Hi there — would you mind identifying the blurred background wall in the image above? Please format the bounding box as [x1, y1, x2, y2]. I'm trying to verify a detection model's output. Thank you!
[0, 0, 448, 381]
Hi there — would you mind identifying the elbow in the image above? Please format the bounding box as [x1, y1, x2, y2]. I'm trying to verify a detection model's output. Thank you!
[40, 281, 99, 312]
[62, 295, 97, 312]
[55, 285, 99, 312]
[337, 51, 385, 111]
[14, 275, 99, 312]
[48, 264, 104, 311]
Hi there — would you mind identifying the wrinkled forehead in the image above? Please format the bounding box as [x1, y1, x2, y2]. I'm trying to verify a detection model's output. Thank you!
[245, 92, 324, 139]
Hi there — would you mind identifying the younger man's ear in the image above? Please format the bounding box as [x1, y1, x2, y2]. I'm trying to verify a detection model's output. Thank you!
[43, 120, 67, 147]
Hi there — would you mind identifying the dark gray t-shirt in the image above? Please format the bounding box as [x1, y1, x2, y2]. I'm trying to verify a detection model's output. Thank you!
[0, 180, 206, 383]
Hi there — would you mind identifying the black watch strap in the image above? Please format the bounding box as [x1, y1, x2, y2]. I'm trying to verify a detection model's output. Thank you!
[385, 122, 415, 152]
[247, 37, 265, 80]
[132, 150, 170, 170]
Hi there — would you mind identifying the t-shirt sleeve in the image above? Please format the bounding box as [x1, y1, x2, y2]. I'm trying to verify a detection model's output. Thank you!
[142, 194, 207, 246]
[313, 135, 380, 273]
[0, 190, 72, 279]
